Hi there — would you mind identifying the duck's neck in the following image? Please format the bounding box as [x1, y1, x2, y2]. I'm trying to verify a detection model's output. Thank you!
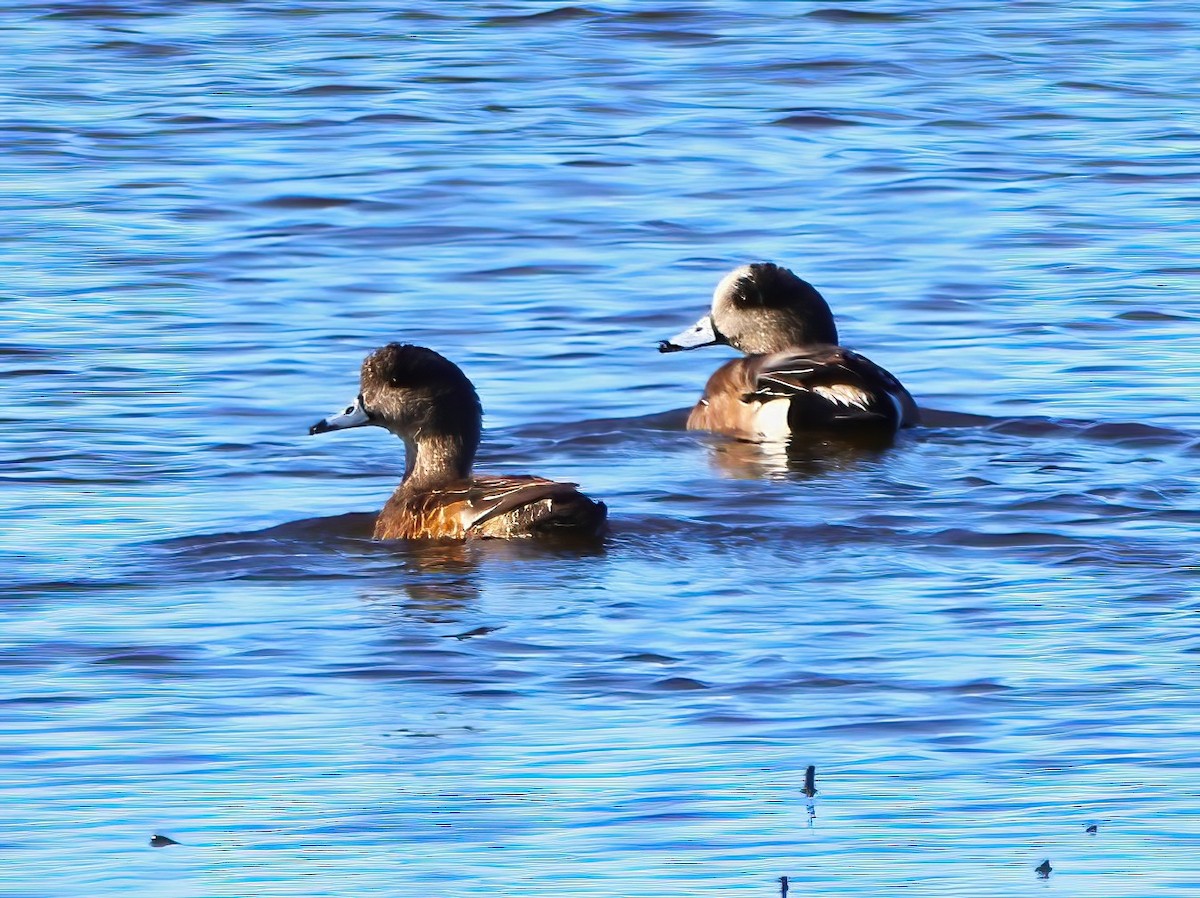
[401, 431, 473, 491]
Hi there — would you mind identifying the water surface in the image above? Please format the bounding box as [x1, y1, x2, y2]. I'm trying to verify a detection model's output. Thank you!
[3, 2, 1199, 895]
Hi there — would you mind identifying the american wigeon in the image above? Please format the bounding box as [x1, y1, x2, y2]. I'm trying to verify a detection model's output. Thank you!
[309, 344, 607, 539]
[659, 263, 919, 439]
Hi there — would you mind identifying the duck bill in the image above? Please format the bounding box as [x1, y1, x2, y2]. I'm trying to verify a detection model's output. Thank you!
[309, 395, 371, 435]
[658, 314, 724, 352]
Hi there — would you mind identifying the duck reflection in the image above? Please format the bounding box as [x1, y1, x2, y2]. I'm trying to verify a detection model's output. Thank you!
[359, 540, 484, 617]
[360, 534, 607, 619]
[705, 430, 895, 480]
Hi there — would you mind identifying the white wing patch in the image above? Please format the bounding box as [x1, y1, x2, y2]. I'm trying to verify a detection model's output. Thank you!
[811, 384, 872, 410]
[754, 398, 794, 439]
[759, 365, 818, 387]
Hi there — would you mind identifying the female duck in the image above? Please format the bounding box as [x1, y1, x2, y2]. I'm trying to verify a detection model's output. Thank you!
[310, 344, 607, 539]
[659, 262, 919, 440]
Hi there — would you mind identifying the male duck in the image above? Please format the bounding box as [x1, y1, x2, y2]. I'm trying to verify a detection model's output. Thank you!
[310, 343, 607, 539]
[659, 263, 919, 440]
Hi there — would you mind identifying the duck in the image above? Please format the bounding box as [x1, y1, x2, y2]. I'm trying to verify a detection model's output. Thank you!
[658, 262, 919, 440]
[309, 343, 607, 539]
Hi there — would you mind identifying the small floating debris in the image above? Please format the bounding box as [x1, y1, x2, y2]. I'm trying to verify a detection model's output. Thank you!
[802, 764, 817, 827]
[1085, 823, 1098, 834]
[802, 765, 817, 798]
[445, 626, 499, 640]
[1035, 859, 1052, 878]
[778, 875, 789, 896]
[149, 834, 180, 848]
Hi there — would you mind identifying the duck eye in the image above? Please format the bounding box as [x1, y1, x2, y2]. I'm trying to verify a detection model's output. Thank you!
[344, 406, 354, 415]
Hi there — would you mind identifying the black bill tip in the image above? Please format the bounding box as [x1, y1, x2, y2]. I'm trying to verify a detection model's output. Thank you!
[658, 340, 682, 353]
[309, 419, 331, 436]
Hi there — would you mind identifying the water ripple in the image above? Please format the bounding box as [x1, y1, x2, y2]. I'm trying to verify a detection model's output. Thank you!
[4, 1, 1200, 894]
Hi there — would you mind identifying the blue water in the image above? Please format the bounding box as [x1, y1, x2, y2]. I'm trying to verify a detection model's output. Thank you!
[3, 2, 1199, 895]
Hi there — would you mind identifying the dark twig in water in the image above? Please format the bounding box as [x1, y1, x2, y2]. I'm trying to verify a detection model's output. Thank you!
[1085, 823, 1098, 834]
[803, 764, 817, 826]
[445, 625, 500, 640]
[802, 765, 817, 798]
[149, 834, 180, 848]
[1036, 859, 1052, 878]
[778, 875, 788, 895]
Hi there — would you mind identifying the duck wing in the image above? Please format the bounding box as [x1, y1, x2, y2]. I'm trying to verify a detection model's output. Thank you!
[460, 476, 570, 528]
[459, 476, 606, 536]
[746, 347, 914, 428]
[375, 476, 606, 539]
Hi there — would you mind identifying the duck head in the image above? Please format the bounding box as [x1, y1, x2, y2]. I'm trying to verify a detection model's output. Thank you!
[310, 343, 483, 482]
[659, 262, 839, 355]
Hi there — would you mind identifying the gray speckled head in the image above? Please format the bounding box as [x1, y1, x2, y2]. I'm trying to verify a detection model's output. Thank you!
[709, 263, 839, 353]
[311, 343, 482, 483]
[358, 344, 481, 439]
